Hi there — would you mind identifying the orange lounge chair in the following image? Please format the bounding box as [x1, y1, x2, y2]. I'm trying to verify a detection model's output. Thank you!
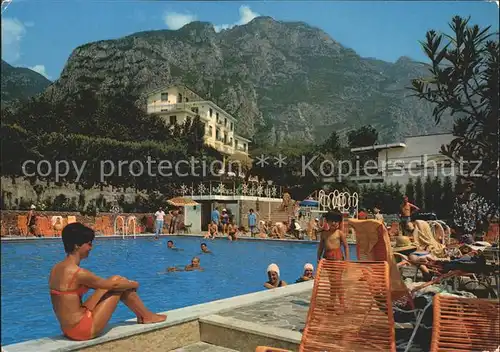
[256, 260, 396, 352]
[17, 215, 28, 236]
[430, 294, 499, 352]
[36, 216, 54, 237]
[348, 219, 413, 306]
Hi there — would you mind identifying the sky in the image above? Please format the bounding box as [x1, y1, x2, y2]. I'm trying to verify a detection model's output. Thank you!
[1, 0, 498, 80]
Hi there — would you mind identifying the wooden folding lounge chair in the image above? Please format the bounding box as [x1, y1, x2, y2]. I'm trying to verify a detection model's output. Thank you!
[256, 260, 396, 352]
[430, 294, 499, 352]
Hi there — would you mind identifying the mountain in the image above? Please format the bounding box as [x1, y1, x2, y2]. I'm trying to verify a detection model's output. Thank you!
[44, 17, 452, 145]
[1, 60, 52, 106]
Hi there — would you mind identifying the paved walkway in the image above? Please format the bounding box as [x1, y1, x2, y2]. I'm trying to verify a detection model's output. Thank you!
[220, 292, 430, 352]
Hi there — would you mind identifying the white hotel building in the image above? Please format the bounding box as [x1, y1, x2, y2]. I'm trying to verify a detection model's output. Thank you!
[146, 85, 251, 158]
[325, 133, 458, 187]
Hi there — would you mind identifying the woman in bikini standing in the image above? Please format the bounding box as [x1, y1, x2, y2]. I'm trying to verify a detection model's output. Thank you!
[49, 223, 166, 341]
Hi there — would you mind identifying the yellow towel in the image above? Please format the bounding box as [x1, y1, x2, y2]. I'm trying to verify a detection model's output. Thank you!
[67, 216, 76, 224]
[413, 220, 447, 258]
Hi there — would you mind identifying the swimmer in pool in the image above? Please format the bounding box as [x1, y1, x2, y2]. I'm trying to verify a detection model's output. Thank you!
[49, 223, 166, 342]
[167, 257, 203, 272]
[201, 243, 212, 254]
[264, 263, 287, 289]
[167, 240, 183, 251]
[295, 263, 315, 283]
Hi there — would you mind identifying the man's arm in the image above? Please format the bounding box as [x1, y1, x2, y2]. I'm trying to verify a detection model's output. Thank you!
[317, 234, 325, 262]
[341, 231, 349, 261]
[409, 203, 420, 211]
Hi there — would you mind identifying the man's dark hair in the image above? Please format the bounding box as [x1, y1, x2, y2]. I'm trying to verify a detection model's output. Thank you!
[249, 209, 254, 212]
[62, 222, 95, 254]
[167, 240, 173, 244]
[201, 243, 207, 247]
[324, 210, 343, 223]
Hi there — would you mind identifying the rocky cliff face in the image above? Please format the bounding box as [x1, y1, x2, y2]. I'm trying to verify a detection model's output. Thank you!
[45, 17, 452, 145]
[1, 60, 52, 106]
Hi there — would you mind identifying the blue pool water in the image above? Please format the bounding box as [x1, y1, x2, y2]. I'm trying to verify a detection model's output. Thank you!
[1, 236, 357, 345]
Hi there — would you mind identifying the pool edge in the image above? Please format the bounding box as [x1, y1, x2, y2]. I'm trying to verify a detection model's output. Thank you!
[2, 281, 313, 352]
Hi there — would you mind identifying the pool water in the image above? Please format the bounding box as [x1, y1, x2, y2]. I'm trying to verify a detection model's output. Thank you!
[1, 237, 357, 345]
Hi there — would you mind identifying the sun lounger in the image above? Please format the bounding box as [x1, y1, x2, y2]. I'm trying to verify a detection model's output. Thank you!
[256, 260, 396, 352]
[430, 294, 499, 352]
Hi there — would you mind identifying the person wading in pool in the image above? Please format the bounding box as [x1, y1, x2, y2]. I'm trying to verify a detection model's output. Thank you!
[167, 257, 204, 272]
[264, 263, 287, 289]
[49, 223, 166, 341]
[200, 243, 212, 253]
[167, 240, 183, 251]
[317, 210, 350, 262]
[295, 263, 315, 283]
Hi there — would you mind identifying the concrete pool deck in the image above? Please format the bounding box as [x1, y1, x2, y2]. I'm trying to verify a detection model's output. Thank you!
[2, 278, 428, 352]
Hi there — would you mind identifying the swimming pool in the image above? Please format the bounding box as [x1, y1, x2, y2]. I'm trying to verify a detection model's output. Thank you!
[1, 236, 357, 345]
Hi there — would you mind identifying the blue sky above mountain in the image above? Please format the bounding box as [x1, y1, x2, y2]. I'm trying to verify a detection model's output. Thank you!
[1, 0, 498, 80]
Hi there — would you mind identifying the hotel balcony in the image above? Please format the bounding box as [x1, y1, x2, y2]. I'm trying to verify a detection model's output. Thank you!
[147, 102, 202, 115]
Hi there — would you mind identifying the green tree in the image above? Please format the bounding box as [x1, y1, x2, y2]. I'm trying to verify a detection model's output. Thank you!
[424, 175, 433, 211]
[347, 125, 378, 148]
[440, 176, 454, 219]
[405, 178, 416, 203]
[415, 177, 424, 209]
[430, 177, 442, 213]
[410, 16, 499, 205]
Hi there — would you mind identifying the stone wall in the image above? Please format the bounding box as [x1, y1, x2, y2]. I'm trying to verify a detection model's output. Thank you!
[0, 210, 153, 237]
[1, 176, 142, 210]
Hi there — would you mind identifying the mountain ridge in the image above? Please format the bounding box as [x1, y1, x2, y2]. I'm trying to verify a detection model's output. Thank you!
[34, 17, 454, 144]
[1, 60, 52, 106]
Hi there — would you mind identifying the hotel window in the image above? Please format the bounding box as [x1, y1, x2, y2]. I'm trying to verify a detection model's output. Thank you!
[235, 140, 239, 148]
[230, 122, 233, 131]
[216, 112, 219, 122]
[191, 107, 199, 114]
[224, 118, 227, 126]
[178, 93, 183, 103]
[209, 108, 213, 117]
[185, 97, 189, 102]
[209, 126, 213, 136]
[169, 116, 177, 124]
[161, 93, 168, 101]
[216, 129, 220, 140]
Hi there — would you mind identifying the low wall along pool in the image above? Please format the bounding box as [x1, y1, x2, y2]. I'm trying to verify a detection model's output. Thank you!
[1, 236, 357, 345]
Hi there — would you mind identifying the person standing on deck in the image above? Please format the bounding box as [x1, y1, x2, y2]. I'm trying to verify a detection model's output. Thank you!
[27, 204, 38, 237]
[154, 207, 165, 239]
[374, 207, 384, 223]
[248, 209, 258, 237]
[400, 196, 419, 234]
[210, 208, 220, 229]
[169, 208, 179, 234]
[317, 210, 349, 262]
